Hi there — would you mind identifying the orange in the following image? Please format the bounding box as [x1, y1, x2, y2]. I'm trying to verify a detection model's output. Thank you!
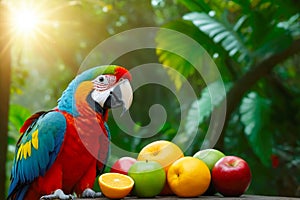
[98, 172, 134, 199]
[167, 156, 211, 197]
[137, 140, 184, 195]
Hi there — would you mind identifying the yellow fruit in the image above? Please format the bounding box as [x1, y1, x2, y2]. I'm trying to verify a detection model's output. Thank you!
[137, 140, 184, 195]
[137, 140, 184, 172]
[167, 156, 211, 197]
[98, 173, 134, 199]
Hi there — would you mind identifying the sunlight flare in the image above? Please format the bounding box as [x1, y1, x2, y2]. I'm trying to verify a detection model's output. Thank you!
[12, 8, 39, 34]
[9, 2, 42, 38]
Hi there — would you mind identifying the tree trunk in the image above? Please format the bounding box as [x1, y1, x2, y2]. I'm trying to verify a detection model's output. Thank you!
[215, 38, 300, 149]
[0, 3, 11, 199]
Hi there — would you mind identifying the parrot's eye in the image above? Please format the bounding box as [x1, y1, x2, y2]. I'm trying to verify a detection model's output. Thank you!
[99, 76, 105, 82]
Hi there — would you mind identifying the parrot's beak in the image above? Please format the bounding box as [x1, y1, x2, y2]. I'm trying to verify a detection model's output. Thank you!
[106, 79, 133, 113]
[119, 79, 133, 112]
[92, 79, 133, 114]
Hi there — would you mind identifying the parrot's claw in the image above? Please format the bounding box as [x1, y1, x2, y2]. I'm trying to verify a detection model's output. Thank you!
[40, 189, 74, 200]
[82, 188, 102, 198]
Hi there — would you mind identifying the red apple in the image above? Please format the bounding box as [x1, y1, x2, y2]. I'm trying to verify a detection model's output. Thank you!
[110, 157, 137, 175]
[212, 156, 251, 197]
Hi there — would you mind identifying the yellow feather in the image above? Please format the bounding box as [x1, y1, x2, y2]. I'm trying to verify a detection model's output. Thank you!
[17, 130, 38, 161]
[32, 130, 39, 150]
[27, 141, 32, 157]
[23, 143, 28, 159]
[23, 141, 32, 159]
[17, 144, 23, 160]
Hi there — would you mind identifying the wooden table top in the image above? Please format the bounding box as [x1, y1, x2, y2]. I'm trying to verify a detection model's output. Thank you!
[78, 195, 299, 200]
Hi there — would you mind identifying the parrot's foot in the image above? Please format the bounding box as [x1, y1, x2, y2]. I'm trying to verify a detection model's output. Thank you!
[40, 189, 74, 200]
[82, 188, 102, 198]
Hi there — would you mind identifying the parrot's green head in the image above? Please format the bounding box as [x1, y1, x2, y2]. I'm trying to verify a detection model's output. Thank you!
[58, 65, 133, 117]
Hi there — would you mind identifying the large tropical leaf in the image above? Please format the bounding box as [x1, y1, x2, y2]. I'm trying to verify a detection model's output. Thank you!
[182, 80, 231, 143]
[277, 13, 300, 37]
[156, 20, 217, 89]
[183, 12, 249, 62]
[156, 20, 227, 89]
[240, 92, 272, 167]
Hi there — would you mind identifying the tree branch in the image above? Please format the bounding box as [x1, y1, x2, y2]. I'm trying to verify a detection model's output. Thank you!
[215, 38, 300, 148]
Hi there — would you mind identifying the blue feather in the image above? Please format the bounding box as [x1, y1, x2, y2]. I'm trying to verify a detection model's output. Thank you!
[7, 111, 66, 200]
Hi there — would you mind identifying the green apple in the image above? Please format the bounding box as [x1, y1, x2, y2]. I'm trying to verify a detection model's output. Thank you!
[193, 148, 225, 195]
[193, 149, 225, 170]
[128, 160, 166, 197]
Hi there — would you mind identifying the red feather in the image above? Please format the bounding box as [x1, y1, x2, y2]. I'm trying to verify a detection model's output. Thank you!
[115, 66, 132, 81]
[19, 111, 47, 134]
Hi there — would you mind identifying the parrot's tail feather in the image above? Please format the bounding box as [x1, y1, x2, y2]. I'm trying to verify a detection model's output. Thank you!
[7, 184, 30, 200]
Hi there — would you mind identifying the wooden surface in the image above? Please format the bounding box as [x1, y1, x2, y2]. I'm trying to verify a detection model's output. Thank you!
[78, 195, 300, 200]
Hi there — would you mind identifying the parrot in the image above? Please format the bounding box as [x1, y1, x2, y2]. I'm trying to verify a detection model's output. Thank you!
[7, 65, 133, 200]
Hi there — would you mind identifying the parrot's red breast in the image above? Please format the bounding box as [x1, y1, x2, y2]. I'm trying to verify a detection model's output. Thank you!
[24, 81, 110, 199]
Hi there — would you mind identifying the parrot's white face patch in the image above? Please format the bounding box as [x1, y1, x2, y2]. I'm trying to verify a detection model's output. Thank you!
[91, 78, 133, 111]
[92, 75, 116, 91]
[91, 89, 111, 107]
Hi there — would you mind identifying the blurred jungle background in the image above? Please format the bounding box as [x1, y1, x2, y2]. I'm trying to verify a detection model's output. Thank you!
[1, 0, 299, 198]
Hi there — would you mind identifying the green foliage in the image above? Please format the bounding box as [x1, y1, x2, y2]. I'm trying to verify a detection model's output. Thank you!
[183, 12, 249, 61]
[181, 80, 229, 148]
[177, 0, 210, 13]
[156, 19, 227, 89]
[240, 92, 272, 166]
[156, 20, 199, 89]
[186, 80, 230, 126]
[156, 21, 213, 89]
[278, 13, 300, 37]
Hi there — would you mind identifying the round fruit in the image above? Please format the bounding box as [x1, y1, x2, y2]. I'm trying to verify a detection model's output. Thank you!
[167, 156, 211, 197]
[193, 148, 225, 195]
[193, 149, 225, 170]
[98, 172, 134, 199]
[128, 160, 166, 197]
[212, 156, 252, 197]
[137, 140, 184, 195]
[110, 157, 137, 175]
[137, 140, 184, 171]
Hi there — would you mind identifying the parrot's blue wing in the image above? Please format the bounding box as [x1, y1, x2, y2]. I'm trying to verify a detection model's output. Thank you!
[7, 111, 66, 199]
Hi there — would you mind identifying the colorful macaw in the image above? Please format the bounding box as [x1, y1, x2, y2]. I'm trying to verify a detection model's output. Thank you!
[7, 65, 133, 200]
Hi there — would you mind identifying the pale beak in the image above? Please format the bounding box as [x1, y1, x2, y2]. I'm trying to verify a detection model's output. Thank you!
[117, 79, 133, 113]
[92, 79, 133, 114]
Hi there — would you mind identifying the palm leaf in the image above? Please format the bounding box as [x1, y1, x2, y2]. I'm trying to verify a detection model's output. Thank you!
[277, 13, 300, 37]
[156, 20, 213, 89]
[156, 20, 227, 89]
[179, 80, 230, 145]
[240, 92, 272, 167]
[183, 12, 249, 61]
